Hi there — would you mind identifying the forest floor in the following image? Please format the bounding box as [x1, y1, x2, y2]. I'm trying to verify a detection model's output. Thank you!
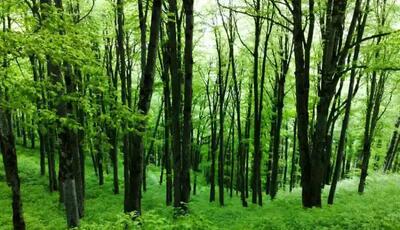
[1, 146, 400, 230]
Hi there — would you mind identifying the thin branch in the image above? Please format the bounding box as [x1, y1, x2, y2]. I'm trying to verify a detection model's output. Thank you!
[341, 30, 400, 55]
[76, 0, 95, 23]
[270, 0, 293, 25]
[377, 82, 396, 121]
[233, 18, 254, 55]
[219, 3, 293, 32]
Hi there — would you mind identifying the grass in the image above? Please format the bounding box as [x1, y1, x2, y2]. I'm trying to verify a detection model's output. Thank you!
[1, 146, 400, 229]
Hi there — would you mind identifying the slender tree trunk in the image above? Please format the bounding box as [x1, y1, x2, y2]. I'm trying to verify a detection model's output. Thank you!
[220, 8, 247, 206]
[283, 124, 289, 188]
[30, 54, 46, 175]
[21, 113, 27, 147]
[215, 27, 226, 206]
[291, 0, 314, 207]
[126, 0, 162, 215]
[30, 118, 35, 149]
[167, 0, 182, 210]
[384, 116, 400, 172]
[48, 131, 58, 192]
[244, 81, 252, 199]
[392, 141, 400, 173]
[250, 0, 262, 206]
[328, 71, 357, 204]
[270, 62, 287, 199]
[289, 119, 297, 192]
[328, 5, 368, 202]
[323, 79, 344, 186]
[0, 109, 26, 230]
[56, 67, 80, 229]
[359, 73, 385, 193]
[0, 27, 26, 227]
[230, 110, 235, 197]
[143, 101, 163, 191]
[160, 31, 173, 205]
[181, 0, 194, 209]
[104, 32, 119, 195]
[206, 79, 217, 203]
[115, 0, 132, 213]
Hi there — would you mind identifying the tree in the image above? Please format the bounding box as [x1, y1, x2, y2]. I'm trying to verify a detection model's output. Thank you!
[291, 0, 315, 208]
[125, 0, 162, 215]
[328, 0, 369, 203]
[0, 16, 26, 229]
[217, 5, 248, 207]
[269, 31, 291, 200]
[384, 116, 400, 172]
[0, 104, 26, 230]
[182, 0, 194, 208]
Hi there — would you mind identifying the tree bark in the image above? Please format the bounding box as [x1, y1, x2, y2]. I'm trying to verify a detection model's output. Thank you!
[384, 116, 400, 172]
[291, 0, 314, 207]
[160, 30, 173, 205]
[289, 119, 297, 192]
[126, 0, 162, 215]
[0, 48, 26, 229]
[167, 0, 183, 210]
[328, 4, 368, 203]
[181, 0, 194, 209]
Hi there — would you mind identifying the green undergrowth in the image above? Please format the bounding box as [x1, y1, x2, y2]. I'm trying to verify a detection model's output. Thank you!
[1, 146, 399, 229]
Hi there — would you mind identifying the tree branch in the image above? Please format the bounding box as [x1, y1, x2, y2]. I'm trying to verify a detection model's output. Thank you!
[218, 3, 293, 32]
[76, 0, 95, 24]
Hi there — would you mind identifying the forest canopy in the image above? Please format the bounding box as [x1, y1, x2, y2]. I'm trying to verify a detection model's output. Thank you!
[1, 0, 400, 229]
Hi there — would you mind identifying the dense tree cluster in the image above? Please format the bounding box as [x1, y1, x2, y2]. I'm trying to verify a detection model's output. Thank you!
[1, 0, 399, 228]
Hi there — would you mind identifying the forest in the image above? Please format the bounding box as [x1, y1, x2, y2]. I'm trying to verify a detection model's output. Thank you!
[0, 0, 400, 229]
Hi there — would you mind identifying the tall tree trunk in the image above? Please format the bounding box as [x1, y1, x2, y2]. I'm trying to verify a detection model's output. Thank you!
[328, 4, 368, 202]
[230, 110, 235, 197]
[291, 0, 314, 207]
[167, 0, 185, 210]
[48, 130, 58, 192]
[283, 123, 289, 188]
[219, 7, 247, 207]
[30, 118, 35, 149]
[244, 82, 252, 199]
[0, 109, 26, 230]
[181, 0, 194, 209]
[116, 0, 131, 213]
[358, 73, 385, 193]
[231, 40, 247, 208]
[205, 78, 217, 203]
[214, 26, 226, 206]
[104, 31, 119, 195]
[30, 54, 46, 176]
[21, 112, 27, 147]
[56, 66, 80, 229]
[250, 0, 262, 206]
[392, 140, 400, 173]
[1, 20, 26, 227]
[289, 119, 297, 192]
[48, 0, 84, 225]
[328, 70, 357, 204]
[384, 116, 400, 172]
[160, 30, 173, 205]
[143, 101, 163, 191]
[270, 33, 289, 199]
[126, 0, 162, 215]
